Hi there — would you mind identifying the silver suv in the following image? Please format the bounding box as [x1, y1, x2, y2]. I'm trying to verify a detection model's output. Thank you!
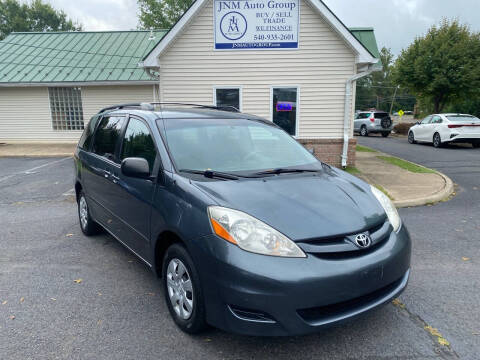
[354, 111, 393, 137]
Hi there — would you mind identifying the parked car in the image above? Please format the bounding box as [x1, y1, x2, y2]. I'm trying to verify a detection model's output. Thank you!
[354, 111, 393, 137]
[74, 102, 411, 336]
[408, 113, 480, 148]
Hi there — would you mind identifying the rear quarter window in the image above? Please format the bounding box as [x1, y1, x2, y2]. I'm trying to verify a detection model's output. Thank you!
[355, 113, 371, 119]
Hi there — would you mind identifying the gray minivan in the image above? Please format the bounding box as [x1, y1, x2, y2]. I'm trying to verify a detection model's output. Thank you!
[74, 103, 411, 336]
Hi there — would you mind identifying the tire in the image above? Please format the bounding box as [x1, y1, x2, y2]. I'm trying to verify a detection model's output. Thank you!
[408, 131, 416, 144]
[381, 132, 390, 138]
[360, 125, 368, 137]
[381, 116, 392, 129]
[163, 243, 207, 334]
[433, 133, 442, 148]
[472, 142, 480, 148]
[78, 191, 101, 236]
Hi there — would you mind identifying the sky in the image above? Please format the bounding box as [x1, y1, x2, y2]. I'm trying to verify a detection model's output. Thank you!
[40, 0, 480, 55]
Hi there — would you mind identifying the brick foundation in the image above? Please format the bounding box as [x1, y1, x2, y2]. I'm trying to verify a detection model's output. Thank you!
[298, 138, 357, 168]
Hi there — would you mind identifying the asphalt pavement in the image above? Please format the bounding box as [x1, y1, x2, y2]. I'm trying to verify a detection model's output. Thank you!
[1, 146, 478, 359]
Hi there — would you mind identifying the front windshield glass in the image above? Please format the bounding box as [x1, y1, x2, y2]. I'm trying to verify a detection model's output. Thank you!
[161, 118, 321, 173]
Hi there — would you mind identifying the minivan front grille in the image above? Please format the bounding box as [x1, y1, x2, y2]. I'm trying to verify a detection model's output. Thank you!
[296, 219, 391, 258]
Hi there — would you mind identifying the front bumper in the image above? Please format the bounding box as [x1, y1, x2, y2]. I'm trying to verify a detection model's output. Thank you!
[192, 225, 412, 336]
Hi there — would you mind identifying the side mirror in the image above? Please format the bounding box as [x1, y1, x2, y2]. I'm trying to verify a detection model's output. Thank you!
[416, 121, 421, 125]
[121, 157, 151, 179]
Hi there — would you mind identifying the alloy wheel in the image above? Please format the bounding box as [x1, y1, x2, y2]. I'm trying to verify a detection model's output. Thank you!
[408, 132, 415, 144]
[79, 196, 88, 230]
[433, 133, 441, 148]
[166, 258, 194, 320]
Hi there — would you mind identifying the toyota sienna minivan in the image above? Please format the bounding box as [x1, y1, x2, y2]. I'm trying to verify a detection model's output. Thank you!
[74, 103, 411, 336]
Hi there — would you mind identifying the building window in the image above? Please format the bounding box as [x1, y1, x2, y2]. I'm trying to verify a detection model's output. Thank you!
[214, 87, 241, 111]
[48, 87, 84, 130]
[272, 87, 298, 136]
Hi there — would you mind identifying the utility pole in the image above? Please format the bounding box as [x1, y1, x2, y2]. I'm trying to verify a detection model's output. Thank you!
[389, 86, 399, 115]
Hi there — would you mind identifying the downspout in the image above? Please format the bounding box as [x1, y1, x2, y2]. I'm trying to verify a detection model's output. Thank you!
[341, 64, 375, 168]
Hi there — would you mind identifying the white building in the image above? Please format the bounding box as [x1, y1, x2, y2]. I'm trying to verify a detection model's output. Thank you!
[0, 0, 380, 166]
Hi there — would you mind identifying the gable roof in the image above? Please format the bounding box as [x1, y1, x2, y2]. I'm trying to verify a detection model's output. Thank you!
[142, 0, 379, 68]
[0, 30, 167, 86]
[350, 28, 380, 59]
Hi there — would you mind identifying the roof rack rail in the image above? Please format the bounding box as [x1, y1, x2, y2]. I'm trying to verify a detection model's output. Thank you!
[98, 102, 240, 114]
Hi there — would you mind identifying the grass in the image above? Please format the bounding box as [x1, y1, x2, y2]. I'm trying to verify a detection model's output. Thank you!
[377, 156, 436, 174]
[374, 184, 395, 201]
[356, 145, 377, 153]
[344, 166, 361, 175]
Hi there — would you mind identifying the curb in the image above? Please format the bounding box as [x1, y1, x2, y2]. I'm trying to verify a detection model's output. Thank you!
[388, 158, 455, 208]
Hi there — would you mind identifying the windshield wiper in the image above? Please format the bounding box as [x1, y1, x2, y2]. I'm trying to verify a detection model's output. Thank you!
[254, 168, 322, 176]
[179, 169, 240, 180]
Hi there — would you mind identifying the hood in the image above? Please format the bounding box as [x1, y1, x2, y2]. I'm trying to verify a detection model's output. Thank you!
[192, 171, 386, 241]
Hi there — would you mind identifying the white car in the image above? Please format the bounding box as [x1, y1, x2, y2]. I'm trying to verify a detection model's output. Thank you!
[408, 114, 480, 148]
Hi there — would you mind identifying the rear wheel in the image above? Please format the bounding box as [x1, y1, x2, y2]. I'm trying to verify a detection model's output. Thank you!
[408, 131, 416, 144]
[360, 125, 368, 137]
[472, 141, 480, 148]
[78, 191, 101, 236]
[433, 133, 442, 148]
[381, 132, 390, 138]
[163, 244, 207, 334]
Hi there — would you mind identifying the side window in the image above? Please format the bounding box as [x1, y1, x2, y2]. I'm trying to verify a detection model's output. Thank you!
[355, 113, 371, 119]
[121, 118, 157, 172]
[421, 116, 432, 124]
[432, 116, 442, 124]
[92, 116, 125, 162]
[78, 115, 100, 150]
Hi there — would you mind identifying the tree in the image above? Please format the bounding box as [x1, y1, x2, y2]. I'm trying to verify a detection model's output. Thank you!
[0, 0, 81, 40]
[393, 19, 480, 113]
[356, 47, 416, 112]
[138, 0, 194, 30]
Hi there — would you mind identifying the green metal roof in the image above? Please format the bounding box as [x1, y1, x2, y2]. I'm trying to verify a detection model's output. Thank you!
[349, 28, 380, 59]
[0, 30, 167, 85]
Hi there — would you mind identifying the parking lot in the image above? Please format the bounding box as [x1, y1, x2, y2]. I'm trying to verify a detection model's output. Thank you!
[1, 144, 479, 359]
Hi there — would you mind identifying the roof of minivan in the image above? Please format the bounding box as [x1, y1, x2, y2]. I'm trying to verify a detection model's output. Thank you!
[105, 107, 269, 122]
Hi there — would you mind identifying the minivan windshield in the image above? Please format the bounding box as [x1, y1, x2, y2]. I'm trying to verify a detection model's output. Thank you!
[160, 118, 321, 174]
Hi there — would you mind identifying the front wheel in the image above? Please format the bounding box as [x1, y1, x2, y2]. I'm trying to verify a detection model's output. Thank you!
[78, 191, 101, 236]
[381, 132, 390, 138]
[163, 244, 207, 334]
[360, 126, 368, 137]
[408, 131, 416, 144]
[433, 133, 442, 148]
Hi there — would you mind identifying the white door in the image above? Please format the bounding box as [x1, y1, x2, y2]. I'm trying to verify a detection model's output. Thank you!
[415, 115, 433, 141]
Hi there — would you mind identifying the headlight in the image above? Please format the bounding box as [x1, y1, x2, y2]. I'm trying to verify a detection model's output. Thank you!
[208, 206, 306, 258]
[370, 185, 401, 232]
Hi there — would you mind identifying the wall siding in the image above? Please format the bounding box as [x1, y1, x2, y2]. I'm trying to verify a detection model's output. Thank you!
[0, 85, 155, 142]
[158, 0, 356, 139]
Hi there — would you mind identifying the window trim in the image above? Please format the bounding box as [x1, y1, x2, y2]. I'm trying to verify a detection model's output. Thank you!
[213, 86, 243, 112]
[270, 85, 300, 137]
[48, 87, 85, 132]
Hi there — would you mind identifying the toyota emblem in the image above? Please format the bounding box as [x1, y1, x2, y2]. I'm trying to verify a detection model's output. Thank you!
[355, 233, 372, 248]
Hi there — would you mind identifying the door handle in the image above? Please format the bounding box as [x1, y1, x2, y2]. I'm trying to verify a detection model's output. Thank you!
[103, 170, 112, 178]
[111, 174, 120, 184]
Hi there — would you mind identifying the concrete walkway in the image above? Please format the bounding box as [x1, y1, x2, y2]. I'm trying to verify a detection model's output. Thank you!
[0, 143, 76, 157]
[355, 151, 454, 207]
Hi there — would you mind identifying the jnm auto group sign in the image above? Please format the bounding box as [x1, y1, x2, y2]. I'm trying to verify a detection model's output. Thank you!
[214, 0, 299, 50]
